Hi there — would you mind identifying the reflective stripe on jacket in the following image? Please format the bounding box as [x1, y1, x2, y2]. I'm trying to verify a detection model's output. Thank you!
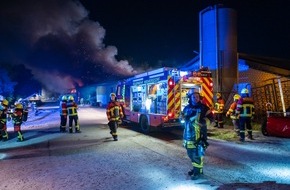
[227, 101, 238, 119]
[214, 98, 225, 114]
[236, 97, 255, 117]
[59, 101, 68, 116]
[67, 101, 78, 116]
[106, 101, 123, 121]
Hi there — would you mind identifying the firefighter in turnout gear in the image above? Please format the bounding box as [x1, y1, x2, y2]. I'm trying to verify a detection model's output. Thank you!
[0, 99, 9, 141]
[106, 93, 124, 141]
[236, 88, 255, 142]
[67, 95, 80, 133]
[214, 92, 225, 128]
[181, 88, 214, 180]
[59, 95, 68, 132]
[226, 94, 241, 135]
[12, 103, 25, 142]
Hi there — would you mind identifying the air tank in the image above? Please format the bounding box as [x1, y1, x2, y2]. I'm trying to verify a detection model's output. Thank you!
[199, 5, 237, 96]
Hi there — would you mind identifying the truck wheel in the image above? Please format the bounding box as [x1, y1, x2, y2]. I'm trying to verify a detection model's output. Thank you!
[261, 120, 268, 136]
[140, 115, 150, 134]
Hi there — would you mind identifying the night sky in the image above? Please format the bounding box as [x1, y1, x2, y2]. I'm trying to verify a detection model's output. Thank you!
[0, 0, 289, 95]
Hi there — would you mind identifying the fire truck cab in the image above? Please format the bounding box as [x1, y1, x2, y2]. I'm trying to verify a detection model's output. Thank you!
[116, 67, 213, 133]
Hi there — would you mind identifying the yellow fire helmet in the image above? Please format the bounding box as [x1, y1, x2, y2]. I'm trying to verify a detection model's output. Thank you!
[15, 103, 23, 109]
[216, 93, 221, 98]
[2, 99, 8, 106]
[233, 94, 240, 101]
[68, 95, 74, 101]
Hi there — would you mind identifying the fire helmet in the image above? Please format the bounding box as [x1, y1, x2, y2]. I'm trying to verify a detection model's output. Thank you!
[187, 88, 200, 97]
[15, 103, 23, 109]
[233, 94, 240, 101]
[61, 96, 67, 101]
[68, 95, 74, 101]
[216, 93, 221, 98]
[241, 88, 249, 94]
[110, 93, 116, 97]
[2, 99, 8, 106]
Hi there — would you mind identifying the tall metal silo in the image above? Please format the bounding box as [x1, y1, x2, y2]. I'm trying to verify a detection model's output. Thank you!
[199, 4, 238, 97]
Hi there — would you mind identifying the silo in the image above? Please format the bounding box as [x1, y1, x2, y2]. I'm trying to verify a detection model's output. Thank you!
[199, 4, 238, 97]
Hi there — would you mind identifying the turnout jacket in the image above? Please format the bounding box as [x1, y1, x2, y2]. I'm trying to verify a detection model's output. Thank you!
[236, 97, 255, 118]
[106, 101, 124, 122]
[182, 101, 213, 142]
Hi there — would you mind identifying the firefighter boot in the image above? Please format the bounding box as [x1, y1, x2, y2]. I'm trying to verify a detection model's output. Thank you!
[75, 125, 81, 133]
[247, 132, 254, 140]
[214, 122, 218, 128]
[239, 132, 245, 142]
[188, 169, 194, 176]
[60, 126, 66, 133]
[191, 167, 202, 180]
[17, 131, 24, 142]
[2, 131, 8, 141]
[218, 123, 224, 128]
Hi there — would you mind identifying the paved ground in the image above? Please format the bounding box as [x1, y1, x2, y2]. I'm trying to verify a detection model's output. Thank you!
[1, 107, 290, 190]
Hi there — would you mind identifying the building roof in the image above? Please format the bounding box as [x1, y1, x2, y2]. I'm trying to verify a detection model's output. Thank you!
[238, 53, 290, 77]
[179, 54, 290, 77]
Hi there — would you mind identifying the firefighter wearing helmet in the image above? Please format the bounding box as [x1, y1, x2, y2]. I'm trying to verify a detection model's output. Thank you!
[181, 88, 214, 180]
[59, 95, 68, 132]
[236, 88, 255, 142]
[0, 99, 9, 141]
[106, 92, 124, 141]
[213, 92, 225, 128]
[11, 102, 25, 141]
[67, 95, 80, 133]
[226, 94, 241, 135]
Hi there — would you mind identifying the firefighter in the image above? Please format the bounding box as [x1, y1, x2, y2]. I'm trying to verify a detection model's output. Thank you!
[59, 95, 68, 132]
[181, 88, 214, 180]
[236, 88, 255, 142]
[67, 95, 80, 133]
[214, 92, 225, 128]
[226, 94, 241, 135]
[0, 99, 9, 141]
[106, 93, 124, 141]
[12, 103, 25, 142]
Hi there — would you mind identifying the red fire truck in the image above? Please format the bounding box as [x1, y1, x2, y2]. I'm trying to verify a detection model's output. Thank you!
[116, 67, 213, 133]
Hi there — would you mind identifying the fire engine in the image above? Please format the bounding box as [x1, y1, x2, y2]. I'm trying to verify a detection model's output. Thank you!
[116, 67, 213, 133]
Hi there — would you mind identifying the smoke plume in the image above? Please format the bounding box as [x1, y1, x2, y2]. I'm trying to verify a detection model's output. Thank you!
[0, 0, 138, 93]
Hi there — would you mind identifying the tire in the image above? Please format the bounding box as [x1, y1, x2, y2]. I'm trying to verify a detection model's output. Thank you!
[261, 119, 268, 136]
[140, 115, 150, 134]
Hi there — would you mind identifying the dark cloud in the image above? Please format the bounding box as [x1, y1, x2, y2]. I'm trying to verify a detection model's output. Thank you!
[0, 0, 139, 93]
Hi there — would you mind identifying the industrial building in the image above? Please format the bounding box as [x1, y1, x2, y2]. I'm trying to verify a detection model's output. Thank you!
[180, 4, 290, 116]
